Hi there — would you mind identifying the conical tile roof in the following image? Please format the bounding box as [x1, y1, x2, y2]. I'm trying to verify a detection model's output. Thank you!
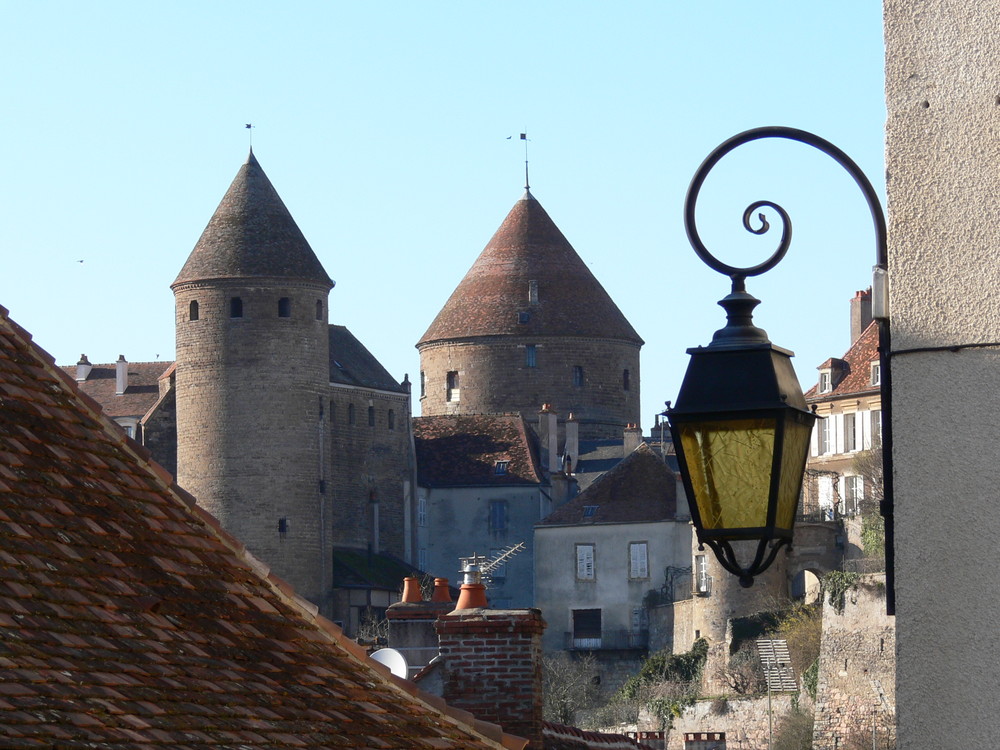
[173, 151, 333, 288]
[418, 191, 642, 345]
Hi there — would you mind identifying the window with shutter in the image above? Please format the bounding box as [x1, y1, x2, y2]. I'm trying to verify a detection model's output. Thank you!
[576, 544, 595, 580]
[629, 542, 648, 579]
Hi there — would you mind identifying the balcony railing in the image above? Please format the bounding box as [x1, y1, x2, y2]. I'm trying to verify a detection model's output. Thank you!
[564, 628, 649, 651]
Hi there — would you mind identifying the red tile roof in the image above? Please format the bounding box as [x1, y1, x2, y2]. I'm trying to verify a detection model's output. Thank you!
[418, 191, 642, 346]
[173, 151, 333, 288]
[59, 360, 173, 419]
[804, 322, 880, 401]
[543, 722, 655, 750]
[0, 305, 517, 749]
[539, 443, 676, 526]
[414, 414, 543, 487]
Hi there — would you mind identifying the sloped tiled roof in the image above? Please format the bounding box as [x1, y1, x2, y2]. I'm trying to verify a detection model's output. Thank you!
[59, 360, 173, 419]
[418, 191, 642, 346]
[332, 548, 422, 590]
[540, 443, 676, 526]
[573, 437, 678, 492]
[414, 414, 543, 487]
[543, 722, 655, 750]
[329, 325, 408, 393]
[173, 151, 334, 288]
[0, 305, 516, 749]
[804, 321, 880, 401]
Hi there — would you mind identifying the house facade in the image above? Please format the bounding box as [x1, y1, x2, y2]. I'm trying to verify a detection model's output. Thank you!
[803, 290, 882, 520]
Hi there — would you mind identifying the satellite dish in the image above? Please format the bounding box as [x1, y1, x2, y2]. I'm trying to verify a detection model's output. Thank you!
[370, 647, 409, 678]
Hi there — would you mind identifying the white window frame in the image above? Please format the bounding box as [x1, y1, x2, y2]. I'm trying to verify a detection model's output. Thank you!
[871, 361, 881, 386]
[844, 475, 864, 515]
[844, 412, 858, 452]
[819, 370, 833, 393]
[817, 417, 832, 455]
[417, 496, 427, 527]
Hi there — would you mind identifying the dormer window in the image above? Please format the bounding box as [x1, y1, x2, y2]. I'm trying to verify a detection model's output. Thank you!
[518, 311, 530, 324]
[583, 505, 599, 518]
[819, 371, 832, 393]
[495, 460, 509, 475]
[871, 361, 881, 386]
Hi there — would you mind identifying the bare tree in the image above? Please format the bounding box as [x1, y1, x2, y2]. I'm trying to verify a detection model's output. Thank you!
[542, 652, 601, 725]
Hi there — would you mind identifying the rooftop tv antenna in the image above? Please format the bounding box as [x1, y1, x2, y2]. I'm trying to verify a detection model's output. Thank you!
[459, 542, 526, 586]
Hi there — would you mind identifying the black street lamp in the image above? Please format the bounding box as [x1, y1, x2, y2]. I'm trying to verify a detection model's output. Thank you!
[667, 127, 890, 590]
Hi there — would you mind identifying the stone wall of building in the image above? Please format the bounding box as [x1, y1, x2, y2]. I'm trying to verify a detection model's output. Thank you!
[418, 335, 641, 440]
[812, 575, 895, 749]
[328, 385, 413, 556]
[174, 279, 333, 608]
[141, 386, 177, 479]
[665, 694, 802, 750]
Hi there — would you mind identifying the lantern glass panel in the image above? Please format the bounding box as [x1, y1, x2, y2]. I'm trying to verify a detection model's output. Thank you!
[776, 414, 814, 530]
[677, 417, 777, 532]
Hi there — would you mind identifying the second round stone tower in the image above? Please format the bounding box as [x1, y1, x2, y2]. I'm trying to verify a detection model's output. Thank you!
[172, 150, 334, 607]
[417, 189, 643, 439]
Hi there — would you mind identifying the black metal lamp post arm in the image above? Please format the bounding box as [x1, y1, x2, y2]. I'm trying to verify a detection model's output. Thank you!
[681, 127, 893, 609]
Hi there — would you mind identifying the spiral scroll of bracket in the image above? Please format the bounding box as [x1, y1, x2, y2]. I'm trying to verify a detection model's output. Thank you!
[684, 126, 888, 283]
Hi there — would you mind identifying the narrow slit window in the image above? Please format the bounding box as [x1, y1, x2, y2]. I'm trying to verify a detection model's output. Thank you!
[189, 300, 199, 321]
[278, 297, 291, 318]
[230, 297, 243, 318]
[316, 299, 323, 320]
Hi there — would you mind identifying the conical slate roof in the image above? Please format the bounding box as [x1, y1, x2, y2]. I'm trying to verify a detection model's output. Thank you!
[173, 151, 333, 288]
[418, 191, 642, 345]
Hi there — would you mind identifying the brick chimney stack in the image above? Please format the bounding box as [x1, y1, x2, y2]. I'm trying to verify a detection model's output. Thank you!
[623, 423, 642, 456]
[435, 608, 545, 748]
[850, 288, 873, 343]
[115, 355, 129, 395]
[386, 578, 453, 679]
[537, 404, 559, 472]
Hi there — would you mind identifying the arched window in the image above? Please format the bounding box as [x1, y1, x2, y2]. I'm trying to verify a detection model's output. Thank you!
[316, 299, 323, 320]
[230, 297, 243, 318]
[278, 297, 291, 318]
[189, 300, 199, 321]
[388, 409, 395, 430]
[348, 404, 355, 425]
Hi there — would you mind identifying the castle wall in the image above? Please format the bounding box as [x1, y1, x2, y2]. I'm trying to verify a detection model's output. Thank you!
[418, 335, 641, 440]
[328, 384, 412, 556]
[174, 279, 333, 607]
[812, 576, 895, 749]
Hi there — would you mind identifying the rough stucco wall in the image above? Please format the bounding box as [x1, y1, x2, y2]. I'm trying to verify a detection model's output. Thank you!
[885, 2, 1000, 745]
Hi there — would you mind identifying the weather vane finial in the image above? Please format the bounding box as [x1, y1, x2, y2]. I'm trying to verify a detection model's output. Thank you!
[245, 123, 254, 150]
[507, 131, 530, 190]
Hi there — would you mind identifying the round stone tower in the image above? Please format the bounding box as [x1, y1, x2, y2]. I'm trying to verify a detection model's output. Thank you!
[417, 190, 643, 439]
[172, 150, 334, 608]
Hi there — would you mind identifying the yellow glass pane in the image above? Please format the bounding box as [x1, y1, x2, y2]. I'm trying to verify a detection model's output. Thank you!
[678, 418, 777, 532]
[776, 416, 813, 530]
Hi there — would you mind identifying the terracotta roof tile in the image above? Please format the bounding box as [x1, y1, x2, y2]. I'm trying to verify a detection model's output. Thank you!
[539, 443, 676, 525]
[414, 414, 543, 487]
[419, 191, 642, 346]
[804, 322, 880, 401]
[0, 305, 516, 749]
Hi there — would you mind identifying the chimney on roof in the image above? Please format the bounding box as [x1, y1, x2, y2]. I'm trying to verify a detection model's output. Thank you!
[76, 354, 92, 382]
[851, 288, 873, 343]
[401, 577, 423, 603]
[435, 608, 545, 749]
[115, 355, 128, 395]
[564, 413, 579, 474]
[624, 423, 642, 456]
[537, 404, 559, 473]
[387, 577, 453, 680]
[453, 559, 488, 611]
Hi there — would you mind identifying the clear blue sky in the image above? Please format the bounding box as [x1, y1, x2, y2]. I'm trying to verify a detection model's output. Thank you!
[0, 2, 885, 425]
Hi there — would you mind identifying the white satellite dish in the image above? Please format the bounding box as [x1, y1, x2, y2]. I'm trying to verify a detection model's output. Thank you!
[370, 647, 409, 678]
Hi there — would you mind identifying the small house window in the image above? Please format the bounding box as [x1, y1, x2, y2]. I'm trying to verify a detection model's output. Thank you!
[525, 345, 537, 367]
[583, 505, 599, 518]
[844, 412, 857, 452]
[278, 517, 289, 538]
[278, 297, 291, 318]
[495, 460, 509, 475]
[629, 542, 649, 579]
[489, 500, 508, 533]
[518, 311, 530, 324]
[819, 371, 832, 393]
[871, 361, 881, 386]
[189, 300, 199, 321]
[417, 496, 427, 527]
[230, 297, 243, 318]
[816, 417, 832, 455]
[573, 365, 584, 387]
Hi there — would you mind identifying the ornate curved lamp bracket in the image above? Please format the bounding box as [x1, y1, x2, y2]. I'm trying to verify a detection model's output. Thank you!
[684, 126, 888, 293]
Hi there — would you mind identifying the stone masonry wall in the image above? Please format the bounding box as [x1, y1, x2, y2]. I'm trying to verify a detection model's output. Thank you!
[174, 280, 333, 609]
[418, 335, 641, 440]
[812, 575, 895, 749]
